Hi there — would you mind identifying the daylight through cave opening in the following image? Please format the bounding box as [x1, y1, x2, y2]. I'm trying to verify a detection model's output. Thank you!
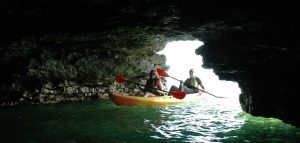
[157, 40, 242, 108]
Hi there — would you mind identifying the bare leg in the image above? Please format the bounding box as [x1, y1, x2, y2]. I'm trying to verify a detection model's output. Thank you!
[135, 91, 145, 96]
[144, 92, 156, 97]
[179, 84, 194, 94]
[169, 85, 179, 95]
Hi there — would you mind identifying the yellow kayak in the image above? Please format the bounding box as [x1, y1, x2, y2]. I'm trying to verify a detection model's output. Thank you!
[109, 93, 204, 106]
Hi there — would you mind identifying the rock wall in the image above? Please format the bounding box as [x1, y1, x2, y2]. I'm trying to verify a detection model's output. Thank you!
[0, 28, 176, 106]
[192, 21, 300, 127]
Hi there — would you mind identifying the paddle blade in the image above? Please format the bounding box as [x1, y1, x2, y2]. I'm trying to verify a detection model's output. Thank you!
[156, 67, 169, 77]
[172, 90, 186, 99]
[115, 75, 127, 83]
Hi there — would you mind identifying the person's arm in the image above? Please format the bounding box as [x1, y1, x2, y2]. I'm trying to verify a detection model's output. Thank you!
[196, 77, 205, 90]
[153, 78, 165, 95]
[155, 78, 164, 90]
[184, 78, 189, 85]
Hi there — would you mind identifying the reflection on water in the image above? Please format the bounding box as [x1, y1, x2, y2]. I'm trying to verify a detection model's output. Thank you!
[146, 96, 244, 143]
[0, 97, 300, 143]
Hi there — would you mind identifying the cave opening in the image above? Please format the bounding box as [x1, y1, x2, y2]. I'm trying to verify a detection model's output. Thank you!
[157, 40, 241, 109]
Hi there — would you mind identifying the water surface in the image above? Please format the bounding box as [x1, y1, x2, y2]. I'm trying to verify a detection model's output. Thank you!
[1, 96, 299, 143]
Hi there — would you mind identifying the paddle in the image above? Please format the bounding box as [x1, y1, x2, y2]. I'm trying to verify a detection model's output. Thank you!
[115, 75, 187, 99]
[156, 68, 225, 98]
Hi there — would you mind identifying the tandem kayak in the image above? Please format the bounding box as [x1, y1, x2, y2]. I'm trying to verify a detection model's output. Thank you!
[109, 93, 204, 106]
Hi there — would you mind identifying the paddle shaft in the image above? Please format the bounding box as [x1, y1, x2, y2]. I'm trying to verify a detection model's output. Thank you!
[170, 76, 181, 82]
[167, 75, 224, 98]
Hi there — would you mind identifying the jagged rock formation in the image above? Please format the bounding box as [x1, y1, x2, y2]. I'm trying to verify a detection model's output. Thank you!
[1, 0, 299, 127]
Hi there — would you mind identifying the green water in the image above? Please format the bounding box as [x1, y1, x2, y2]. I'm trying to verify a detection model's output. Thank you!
[1, 97, 300, 143]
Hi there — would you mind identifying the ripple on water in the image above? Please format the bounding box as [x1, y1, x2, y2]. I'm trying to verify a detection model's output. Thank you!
[144, 97, 245, 142]
[1, 99, 300, 143]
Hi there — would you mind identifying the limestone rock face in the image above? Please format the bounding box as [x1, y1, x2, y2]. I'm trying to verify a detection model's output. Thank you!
[1, 0, 300, 127]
